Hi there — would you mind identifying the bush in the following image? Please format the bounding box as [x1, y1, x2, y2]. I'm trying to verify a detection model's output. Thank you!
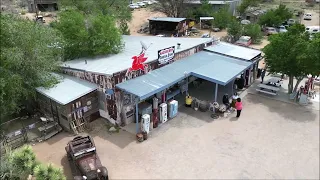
[0, 146, 66, 180]
[243, 24, 263, 44]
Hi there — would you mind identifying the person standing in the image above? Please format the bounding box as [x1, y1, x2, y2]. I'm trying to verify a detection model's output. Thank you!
[261, 69, 266, 83]
[235, 98, 243, 118]
[231, 92, 239, 108]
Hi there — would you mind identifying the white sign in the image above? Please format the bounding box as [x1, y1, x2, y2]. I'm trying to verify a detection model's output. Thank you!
[158, 46, 175, 65]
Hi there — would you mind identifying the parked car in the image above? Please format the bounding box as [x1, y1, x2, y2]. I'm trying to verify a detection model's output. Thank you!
[137, 2, 146, 7]
[305, 26, 320, 33]
[66, 136, 108, 180]
[201, 33, 210, 38]
[303, 13, 312, 20]
[264, 27, 278, 36]
[287, 19, 296, 26]
[128, 4, 139, 9]
[278, 25, 288, 33]
[142, 0, 153, 4]
[235, 36, 252, 47]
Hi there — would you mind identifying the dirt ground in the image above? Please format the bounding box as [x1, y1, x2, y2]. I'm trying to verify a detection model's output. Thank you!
[32, 93, 319, 179]
[128, 8, 166, 35]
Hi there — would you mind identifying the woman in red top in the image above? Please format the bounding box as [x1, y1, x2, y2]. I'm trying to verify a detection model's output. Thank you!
[235, 98, 243, 118]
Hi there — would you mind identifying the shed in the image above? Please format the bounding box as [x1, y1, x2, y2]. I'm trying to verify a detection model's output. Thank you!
[36, 74, 99, 133]
[149, 17, 189, 36]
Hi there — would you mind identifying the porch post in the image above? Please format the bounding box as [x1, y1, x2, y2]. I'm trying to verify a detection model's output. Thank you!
[214, 83, 219, 102]
[135, 103, 139, 134]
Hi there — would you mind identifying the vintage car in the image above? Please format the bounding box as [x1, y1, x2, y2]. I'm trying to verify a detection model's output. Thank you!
[235, 36, 252, 47]
[65, 136, 108, 180]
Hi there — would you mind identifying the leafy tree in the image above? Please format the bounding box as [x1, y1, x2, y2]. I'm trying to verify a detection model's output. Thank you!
[188, 0, 214, 19]
[212, 6, 232, 29]
[157, 0, 189, 17]
[263, 24, 319, 93]
[0, 146, 66, 180]
[0, 14, 63, 122]
[227, 18, 243, 42]
[258, 4, 292, 27]
[53, 9, 122, 60]
[34, 164, 66, 180]
[237, 0, 261, 15]
[119, 20, 131, 35]
[243, 23, 263, 43]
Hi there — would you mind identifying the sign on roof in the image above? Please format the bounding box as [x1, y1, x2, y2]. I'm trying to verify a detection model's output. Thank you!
[158, 46, 175, 65]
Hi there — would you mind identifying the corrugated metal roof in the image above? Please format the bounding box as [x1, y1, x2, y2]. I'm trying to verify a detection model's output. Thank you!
[62, 35, 212, 75]
[36, 74, 98, 105]
[116, 51, 252, 100]
[148, 17, 186, 22]
[205, 41, 261, 61]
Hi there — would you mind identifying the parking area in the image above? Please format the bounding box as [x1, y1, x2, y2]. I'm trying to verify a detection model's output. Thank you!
[32, 93, 319, 179]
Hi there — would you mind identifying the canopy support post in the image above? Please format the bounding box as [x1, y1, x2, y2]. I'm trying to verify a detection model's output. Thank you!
[135, 103, 139, 134]
[214, 83, 218, 103]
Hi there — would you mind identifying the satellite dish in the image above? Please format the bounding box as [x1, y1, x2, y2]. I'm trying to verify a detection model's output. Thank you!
[140, 41, 148, 50]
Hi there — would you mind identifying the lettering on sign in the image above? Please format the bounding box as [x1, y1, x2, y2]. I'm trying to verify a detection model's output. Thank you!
[158, 46, 175, 65]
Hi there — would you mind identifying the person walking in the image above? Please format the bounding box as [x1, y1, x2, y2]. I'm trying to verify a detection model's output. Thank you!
[261, 69, 266, 83]
[235, 98, 243, 118]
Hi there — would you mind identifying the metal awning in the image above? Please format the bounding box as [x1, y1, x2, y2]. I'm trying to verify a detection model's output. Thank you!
[116, 51, 252, 101]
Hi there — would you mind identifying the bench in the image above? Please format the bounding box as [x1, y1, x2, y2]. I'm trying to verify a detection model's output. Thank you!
[256, 89, 277, 95]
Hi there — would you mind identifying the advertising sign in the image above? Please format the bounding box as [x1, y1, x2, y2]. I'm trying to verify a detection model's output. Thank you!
[158, 46, 175, 65]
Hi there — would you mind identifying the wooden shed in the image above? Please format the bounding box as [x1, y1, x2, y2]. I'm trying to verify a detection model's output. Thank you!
[149, 17, 189, 37]
[36, 74, 99, 134]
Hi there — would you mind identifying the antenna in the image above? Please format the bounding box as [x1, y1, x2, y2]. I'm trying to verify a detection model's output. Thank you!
[140, 41, 153, 54]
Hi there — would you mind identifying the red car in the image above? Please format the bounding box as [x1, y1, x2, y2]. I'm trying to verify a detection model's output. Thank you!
[235, 36, 252, 47]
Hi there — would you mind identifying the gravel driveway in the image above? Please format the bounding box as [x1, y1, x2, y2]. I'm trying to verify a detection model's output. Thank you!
[32, 94, 319, 179]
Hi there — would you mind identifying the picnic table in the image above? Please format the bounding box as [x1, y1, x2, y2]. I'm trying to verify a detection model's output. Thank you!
[256, 84, 280, 95]
[266, 77, 282, 87]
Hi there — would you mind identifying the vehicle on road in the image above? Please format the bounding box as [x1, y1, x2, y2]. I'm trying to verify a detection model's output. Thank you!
[65, 136, 108, 180]
[264, 27, 278, 36]
[306, 26, 320, 33]
[235, 36, 252, 47]
[286, 19, 296, 26]
[303, 13, 312, 20]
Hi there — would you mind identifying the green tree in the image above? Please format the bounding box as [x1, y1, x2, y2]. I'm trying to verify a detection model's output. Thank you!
[189, 0, 213, 19]
[237, 0, 261, 15]
[212, 6, 232, 29]
[119, 20, 131, 35]
[259, 4, 292, 27]
[34, 164, 66, 180]
[157, 0, 188, 17]
[263, 24, 319, 93]
[0, 14, 63, 121]
[54, 0, 126, 60]
[243, 23, 263, 43]
[227, 18, 243, 42]
[0, 146, 66, 180]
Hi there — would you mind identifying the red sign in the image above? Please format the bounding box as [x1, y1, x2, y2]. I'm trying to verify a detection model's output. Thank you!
[128, 53, 148, 73]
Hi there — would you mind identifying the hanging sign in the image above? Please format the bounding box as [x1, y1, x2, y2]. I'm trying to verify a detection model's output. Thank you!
[158, 46, 175, 65]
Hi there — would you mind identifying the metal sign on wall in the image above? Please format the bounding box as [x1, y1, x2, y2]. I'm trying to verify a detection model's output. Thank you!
[158, 46, 175, 65]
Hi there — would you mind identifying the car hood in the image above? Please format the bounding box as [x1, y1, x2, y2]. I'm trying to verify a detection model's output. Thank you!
[77, 155, 99, 172]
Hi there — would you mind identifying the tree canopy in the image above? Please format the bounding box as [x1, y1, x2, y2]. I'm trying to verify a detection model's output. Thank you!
[0, 14, 63, 122]
[53, 0, 131, 60]
[227, 18, 243, 42]
[263, 24, 320, 93]
[0, 145, 66, 180]
[157, 0, 188, 18]
[258, 5, 293, 27]
[237, 0, 261, 15]
[212, 6, 232, 29]
[243, 23, 263, 43]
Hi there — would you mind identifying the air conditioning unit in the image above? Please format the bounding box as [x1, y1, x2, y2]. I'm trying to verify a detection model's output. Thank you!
[159, 103, 168, 123]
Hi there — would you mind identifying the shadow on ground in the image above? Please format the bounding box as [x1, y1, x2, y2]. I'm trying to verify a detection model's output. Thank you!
[245, 94, 317, 122]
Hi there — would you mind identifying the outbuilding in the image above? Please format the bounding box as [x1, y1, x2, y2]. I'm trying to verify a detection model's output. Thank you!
[149, 17, 189, 37]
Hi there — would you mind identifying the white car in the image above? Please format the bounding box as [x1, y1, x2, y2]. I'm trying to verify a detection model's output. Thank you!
[142, 1, 153, 4]
[129, 4, 139, 9]
[303, 13, 312, 20]
[137, 2, 146, 7]
[278, 25, 287, 33]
